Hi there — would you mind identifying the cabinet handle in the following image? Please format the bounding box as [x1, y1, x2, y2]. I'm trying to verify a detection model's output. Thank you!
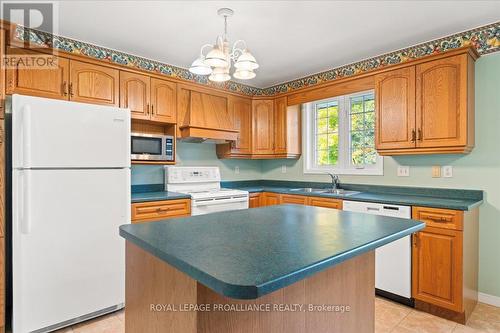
[418, 129, 423, 141]
[62, 82, 68, 96]
[157, 207, 170, 213]
[423, 215, 451, 223]
[151, 104, 154, 115]
[0, 125, 3, 144]
[146, 103, 150, 115]
[411, 129, 416, 143]
[69, 83, 74, 97]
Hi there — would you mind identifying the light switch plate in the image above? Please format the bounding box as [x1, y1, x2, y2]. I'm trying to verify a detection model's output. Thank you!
[281, 165, 287, 173]
[234, 166, 240, 174]
[432, 166, 441, 178]
[443, 165, 453, 178]
[397, 166, 410, 177]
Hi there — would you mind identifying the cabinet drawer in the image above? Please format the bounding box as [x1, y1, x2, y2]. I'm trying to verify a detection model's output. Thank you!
[412, 206, 463, 231]
[132, 199, 191, 223]
[281, 194, 307, 205]
[307, 197, 343, 210]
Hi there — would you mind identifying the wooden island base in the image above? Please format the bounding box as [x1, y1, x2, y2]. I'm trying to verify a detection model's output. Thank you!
[125, 242, 375, 333]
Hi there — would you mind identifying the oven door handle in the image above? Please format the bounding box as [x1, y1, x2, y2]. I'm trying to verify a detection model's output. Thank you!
[192, 196, 248, 207]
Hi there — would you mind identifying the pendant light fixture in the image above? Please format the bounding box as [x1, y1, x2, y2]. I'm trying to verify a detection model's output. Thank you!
[189, 8, 259, 82]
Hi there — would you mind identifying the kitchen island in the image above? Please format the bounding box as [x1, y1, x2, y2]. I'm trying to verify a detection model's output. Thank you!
[119, 205, 424, 333]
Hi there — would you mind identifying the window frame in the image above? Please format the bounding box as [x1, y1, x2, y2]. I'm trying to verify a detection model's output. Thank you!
[303, 89, 383, 176]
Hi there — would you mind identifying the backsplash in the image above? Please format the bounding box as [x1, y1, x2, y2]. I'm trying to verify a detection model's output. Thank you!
[131, 142, 262, 185]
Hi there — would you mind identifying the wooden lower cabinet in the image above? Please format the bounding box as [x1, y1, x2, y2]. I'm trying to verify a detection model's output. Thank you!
[281, 194, 308, 205]
[255, 192, 343, 210]
[249, 193, 262, 208]
[261, 192, 281, 206]
[131, 199, 191, 223]
[307, 197, 343, 209]
[411, 206, 479, 324]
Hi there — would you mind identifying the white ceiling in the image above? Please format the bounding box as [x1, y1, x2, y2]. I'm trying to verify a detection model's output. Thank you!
[48, 1, 500, 87]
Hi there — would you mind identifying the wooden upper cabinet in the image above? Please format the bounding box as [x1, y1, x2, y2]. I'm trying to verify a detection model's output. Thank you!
[252, 99, 274, 155]
[151, 78, 176, 123]
[120, 71, 150, 120]
[274, 96, 287, 154]
[376, 50, 476, 155]
[69, 60, 119, 106]
[412, 226, 463, 312]
[229, 96, 252, 154]
[375, 66, 416, 150]
[416, 54, 468, 148]
[6, 49, 69, 100]
[216, 96, 252, 158]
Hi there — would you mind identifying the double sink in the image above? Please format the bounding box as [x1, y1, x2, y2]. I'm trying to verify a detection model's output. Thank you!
[289, 188, 360, 196]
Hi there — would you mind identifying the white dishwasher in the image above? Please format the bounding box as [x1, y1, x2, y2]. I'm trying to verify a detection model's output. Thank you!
[343, 200, 413, 305]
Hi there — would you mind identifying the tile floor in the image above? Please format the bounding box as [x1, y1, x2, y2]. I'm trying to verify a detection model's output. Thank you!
[51, 298, 500, 333]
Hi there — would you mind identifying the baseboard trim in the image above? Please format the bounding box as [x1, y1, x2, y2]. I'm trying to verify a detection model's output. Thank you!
[478, 292, 500, 307]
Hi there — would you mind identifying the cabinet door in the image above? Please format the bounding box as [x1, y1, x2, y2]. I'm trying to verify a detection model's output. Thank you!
[274, 96, 287, 154]
[120, 71, 150, 121]
[0, 119, 4, 237]
[230, 96, 252, 154]
[281, 194, 307, 205]
[70, 60, 119, 106]
[252, 100, 274, 154]
[6, 49, 69, 100]
[412, 226, 463, 312]
[307, 197, 343, 210]
[375, 67, 416, 150]
[262, 192, 281, 206]
[249, 193, 262, 208]
[416, 55, 468, 148]
[151, 78, 176, 123]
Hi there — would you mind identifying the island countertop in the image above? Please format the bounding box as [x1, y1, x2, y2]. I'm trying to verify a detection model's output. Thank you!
[119, 205, 425, 299]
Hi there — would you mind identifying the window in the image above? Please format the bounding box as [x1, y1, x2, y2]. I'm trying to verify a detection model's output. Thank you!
[303, 90, 383, 175]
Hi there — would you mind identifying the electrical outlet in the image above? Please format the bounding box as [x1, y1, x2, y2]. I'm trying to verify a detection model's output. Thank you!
[443, 165, 453, 178]
[397, 166, 410, 177]
[432, 166, 441, 178]
[234, 166, 240, 174]
[281, 165, 287, 173]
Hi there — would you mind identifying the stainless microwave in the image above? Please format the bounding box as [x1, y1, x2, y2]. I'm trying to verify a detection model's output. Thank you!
[131, 133, 174, 161]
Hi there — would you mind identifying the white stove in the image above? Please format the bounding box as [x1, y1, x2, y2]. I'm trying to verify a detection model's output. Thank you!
[164, 166, 249, 216]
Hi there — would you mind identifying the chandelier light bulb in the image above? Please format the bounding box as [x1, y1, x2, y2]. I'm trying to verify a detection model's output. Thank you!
[234, 50, 259, 70]
[209, 67, 231, 82]
[189, 56, 213, 75]
[233, 69, 256, 80]
[204, 46, 229, 68]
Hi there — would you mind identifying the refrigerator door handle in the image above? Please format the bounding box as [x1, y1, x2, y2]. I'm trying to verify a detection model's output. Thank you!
[18, 171, 32, 234]
[20, 104, 33, 167]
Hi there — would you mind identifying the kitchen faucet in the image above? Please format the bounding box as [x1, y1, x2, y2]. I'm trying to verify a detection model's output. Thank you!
[325, 172, 340, 191]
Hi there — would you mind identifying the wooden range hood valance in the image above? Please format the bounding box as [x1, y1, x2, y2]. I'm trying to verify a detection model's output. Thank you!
[177, 84, 238, 142]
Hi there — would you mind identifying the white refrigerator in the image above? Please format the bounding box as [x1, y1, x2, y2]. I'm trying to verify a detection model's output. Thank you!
[11, 94, 131, 332]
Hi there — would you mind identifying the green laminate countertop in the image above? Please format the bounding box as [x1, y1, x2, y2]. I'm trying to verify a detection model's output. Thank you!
[222, 180, 483, 211]
[120, 205, 425, 300]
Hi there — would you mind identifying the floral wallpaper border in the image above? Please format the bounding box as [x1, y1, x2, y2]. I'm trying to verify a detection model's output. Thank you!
[260, 21, 500, 96]
[13, 21, 500, 97]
